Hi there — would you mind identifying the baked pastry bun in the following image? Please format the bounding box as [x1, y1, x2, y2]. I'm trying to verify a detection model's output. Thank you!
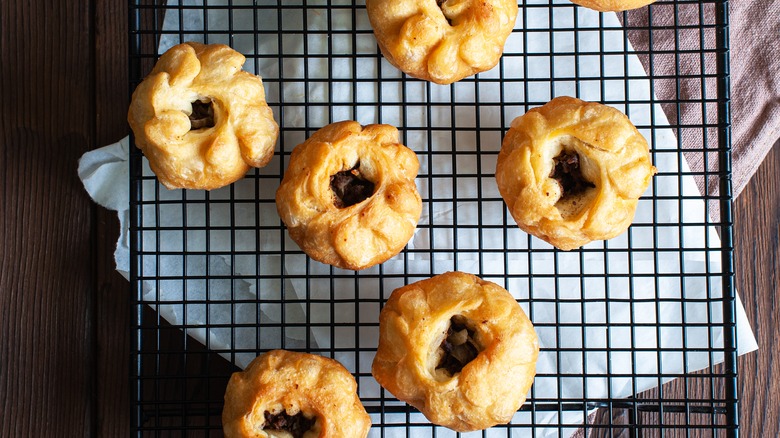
[223, 350, 371, 438]
[570, 0, 655, 12]
[496, 96, 657, 251]
[128, 42, 279, 190]
[275, 121, 422, 271]
[372, 271, 539, 432]
[365, 0, 518, 84]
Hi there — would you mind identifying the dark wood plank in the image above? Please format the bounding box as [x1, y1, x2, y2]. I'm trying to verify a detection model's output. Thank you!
[93, 0, 133, 434]
[734, 142, 780, 438]
[0, 1, 96, 436]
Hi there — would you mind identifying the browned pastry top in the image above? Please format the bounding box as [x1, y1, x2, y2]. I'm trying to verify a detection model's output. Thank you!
[275, 121, 422, 270]
[222, 350, 371, 438]
[570, 0, 656, 12]
[372, 271, 539, 432]
[496, 96, 657, 250]
[366, 0, 518, 84]
[127, 42, 278, 190]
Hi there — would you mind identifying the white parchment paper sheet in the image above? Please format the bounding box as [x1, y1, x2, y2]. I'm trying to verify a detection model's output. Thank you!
[79, 0, 757, 436]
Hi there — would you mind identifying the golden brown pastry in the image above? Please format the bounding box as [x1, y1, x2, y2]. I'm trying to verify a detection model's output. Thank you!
[127, 42, 279, 190]
[223, 350, 371, 438]
[372, 271, 539, 432]
[496, 96, 656, 251]
[365, 0, 518, 84]
[570, 0, 655, 12]
[275, 121, 422, 271]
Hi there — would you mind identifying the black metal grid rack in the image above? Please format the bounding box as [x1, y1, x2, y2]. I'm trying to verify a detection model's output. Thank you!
[129, 0, 737, 435]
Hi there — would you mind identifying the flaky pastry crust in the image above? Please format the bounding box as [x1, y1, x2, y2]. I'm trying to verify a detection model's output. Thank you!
[496, 96, 657, 251]
[372, 271, 539, 432]
[570, 0, 655, 12]
[366, 0, 518, 84]
[128, 42, 279, 190]
[275, 121, 422, 271]
[222, 350, 371, 438]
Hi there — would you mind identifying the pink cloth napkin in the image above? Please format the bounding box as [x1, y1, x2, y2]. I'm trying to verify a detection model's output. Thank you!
[622, 1, 780, 199]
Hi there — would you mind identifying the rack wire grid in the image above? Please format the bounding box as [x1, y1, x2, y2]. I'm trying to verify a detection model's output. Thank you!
[129, 0, 737, 436]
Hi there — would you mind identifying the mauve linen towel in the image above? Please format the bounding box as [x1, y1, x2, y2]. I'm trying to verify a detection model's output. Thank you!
[623, 1, 780, 198]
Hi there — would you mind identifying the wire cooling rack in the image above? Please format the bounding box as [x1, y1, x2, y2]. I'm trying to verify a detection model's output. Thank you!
[129, 0, 737, 435]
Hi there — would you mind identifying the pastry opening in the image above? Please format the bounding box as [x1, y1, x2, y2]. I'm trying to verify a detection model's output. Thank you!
[262, 410, 316, 438]
[436, 315, 481, 376]
[550, 150, 595, 200]
[188, 98, 215, 130]
[436, 0, 454, 26]
[330, 162, 375, 208]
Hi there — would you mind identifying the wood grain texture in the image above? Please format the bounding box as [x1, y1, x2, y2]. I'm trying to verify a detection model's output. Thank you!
[0, 1, 96, 436]
[93, 0, 132, 435]
[734, 142, 780, 438]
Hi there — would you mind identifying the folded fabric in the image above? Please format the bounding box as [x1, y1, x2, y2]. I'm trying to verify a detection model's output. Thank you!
[624, 2, 780, 198]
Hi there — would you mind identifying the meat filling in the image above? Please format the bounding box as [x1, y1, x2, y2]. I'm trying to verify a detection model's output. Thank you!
[263, 411, 316, 438]
[330, 162, 375, 208]
[550, 151, 595, 197]
[189, 99, 215, 130]
[436, 315, 480, 376]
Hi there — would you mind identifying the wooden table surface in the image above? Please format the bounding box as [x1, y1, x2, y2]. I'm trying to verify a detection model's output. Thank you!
[1, 1, 777, 436]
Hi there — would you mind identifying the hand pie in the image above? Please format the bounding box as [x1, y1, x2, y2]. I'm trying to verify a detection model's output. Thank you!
[570, 0, 655, 12]
[127, 42, 279, 190]
[365, 0, 518, 84]
[222, 350, 371, 438]
[372, 271, 539, 432]
[496, 96, 657, 250]
[275, 121, 422, 270]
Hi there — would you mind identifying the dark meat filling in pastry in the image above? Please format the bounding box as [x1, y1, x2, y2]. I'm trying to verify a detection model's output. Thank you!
[263, 411, 316, 438]
[189, 98, 215, 130]
[436, 315, 481, 376]
[330, 162, 375, 208]
[550, 150, 595, 198]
